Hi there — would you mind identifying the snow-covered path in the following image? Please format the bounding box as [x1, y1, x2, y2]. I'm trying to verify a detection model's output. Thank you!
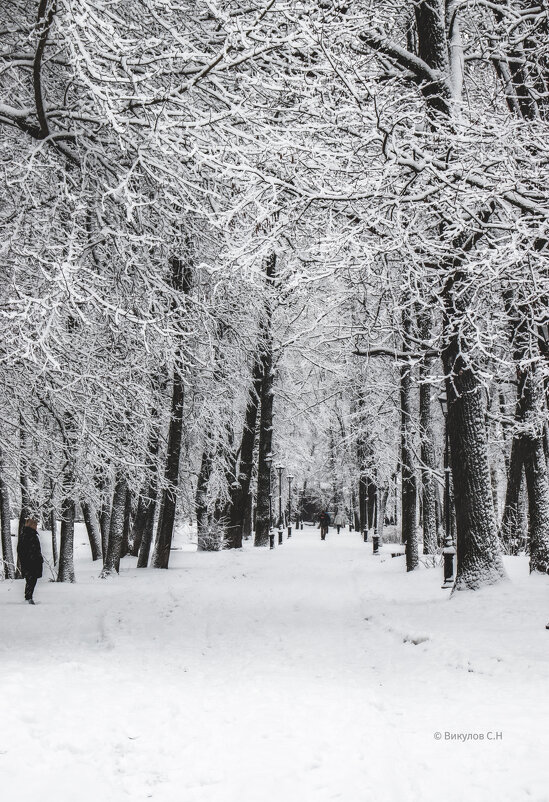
[1, 525, 548, 801]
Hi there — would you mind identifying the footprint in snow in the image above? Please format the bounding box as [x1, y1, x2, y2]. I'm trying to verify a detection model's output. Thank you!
[402, 634, 430, 646]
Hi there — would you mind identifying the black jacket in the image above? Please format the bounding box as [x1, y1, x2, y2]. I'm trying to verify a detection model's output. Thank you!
[17, 527, 43, 578]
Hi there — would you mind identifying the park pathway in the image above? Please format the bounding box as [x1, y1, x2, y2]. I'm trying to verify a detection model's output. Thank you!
[0, 522, 547, 801]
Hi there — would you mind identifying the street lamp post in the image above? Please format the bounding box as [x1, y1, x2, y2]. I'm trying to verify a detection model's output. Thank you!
[438, 392, 455, 588]
[287, 475, 294, 538]
[277, 464, 284, 545]
[266, 452, 274, 549]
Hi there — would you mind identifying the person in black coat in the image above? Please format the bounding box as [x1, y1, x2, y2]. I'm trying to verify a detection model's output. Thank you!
[17, 519, 43, 604]
[319, 510, 330, 541]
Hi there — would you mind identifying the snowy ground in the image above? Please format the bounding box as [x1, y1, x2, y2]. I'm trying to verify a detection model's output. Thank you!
[1, 523, 548, 802]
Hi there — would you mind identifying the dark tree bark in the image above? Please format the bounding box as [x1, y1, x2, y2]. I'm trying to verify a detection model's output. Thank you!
[522, 384, 549, 573]
[152, 371, 185, 567]
[50, 509, 58, 567]
[226, 357, 263, 549]
[195, 447, 213, 545]
[434, 482, 443, 544]
[493, 14, 549, 571]
[152, 369, 184, 568]
[356, 397, 376, 535]
[101, 473, 127, 577]
[18, 417, 31, 541]
[151, 257, 192, 569]
[81, 501, 102, 561]
[99, 481, 112, 563]
[417, 308, 437, 554]
[501, 287, 549, 571]
[57, 496, 75, 582]
[132, 390, 162, 560]
[243, 493, 253, 539]
[131, 495, 148, 557]
[0, 450, 15, 579]
[212, 423, 236, 534]
[136, 487, 159, 568]
[441, 225, 505, 589]
[500, 437, 525, 552]
[57, 425, 77, 583]
[255, 253, 277, 547]
[377, 486, 389, 540]
[400, 318, 418, 571]
[442, 340, 505, 589]
[120, 487, 133, 558]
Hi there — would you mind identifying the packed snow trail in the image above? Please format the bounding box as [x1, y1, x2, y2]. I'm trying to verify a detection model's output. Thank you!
[1, 524, 548, 802]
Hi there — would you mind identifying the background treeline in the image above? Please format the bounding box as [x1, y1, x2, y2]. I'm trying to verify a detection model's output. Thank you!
[0, 1, 548, 592]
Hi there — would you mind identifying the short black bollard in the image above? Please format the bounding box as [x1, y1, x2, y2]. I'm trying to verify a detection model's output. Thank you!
[287, 525, 292, 539]
[363, 529, 368, 542]
[372, 535, 379, 555]
[300, 522, 303, 530]
[442, 541, 455, 589]
[278, 527, 283, 545]
[269, 533, 275, 549]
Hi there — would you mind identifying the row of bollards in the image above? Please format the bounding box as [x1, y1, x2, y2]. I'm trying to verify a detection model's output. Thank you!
[361, 526, 455, 589]
[362, 528, 380, 555]
[441, 535, 456, 589]
[270, 519, 303, 549]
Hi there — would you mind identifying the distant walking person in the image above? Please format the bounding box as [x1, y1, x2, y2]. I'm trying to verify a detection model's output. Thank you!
[334, 510, 346, 534]
[17, 518, 43, 605]
[319, 511, 330, 540]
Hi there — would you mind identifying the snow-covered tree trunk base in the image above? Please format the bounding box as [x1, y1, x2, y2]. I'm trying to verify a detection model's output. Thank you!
[443, 349, 506, 591]
[57, 498, 76, 583]
[81, 502, 102, 562]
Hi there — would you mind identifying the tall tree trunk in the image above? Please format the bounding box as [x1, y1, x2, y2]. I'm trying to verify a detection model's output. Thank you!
[442, 337, 505, 589]
[500, 437, 525, 552]
[101, 474, 127, 576]
[254, 357, 274, 546]
[81, 501, 102, 561]
[254, 253, 277, 547]
[435, 482, 443, 544]
[56, 411, 78, 582]
[226, 358, 263, 549]
[400, 324, 418, 571]
[152, 257, 192, 569]
[195, 448, 213, 545]
[136, 488, 159, 568]
[0, 450, 15, 579]
[132, 391, 162, 559]
[131, 495, 148, 558]
[407, 0, 505, 586]
[18, 416, 31, 540]
[120, 488, 133, 558]
[99, 482, 112, 563]
[418, 1, 503, 587]
[152, 370, 185, 567]
[514, 366, 549, 572]
[57, 496, 75, 582]
[503, 286, 549, 572]
[212, 423, 236, 534]
[377, 486, 389, 540]
[50, 510, 58, 567]
[356, 397, 375, 535]
[417, 309, 437, 554]
[243, 493, 253, 539]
